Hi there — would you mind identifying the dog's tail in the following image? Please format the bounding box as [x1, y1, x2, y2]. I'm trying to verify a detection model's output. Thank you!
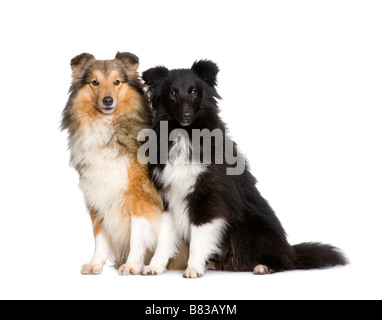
[292, 242, 348, 270]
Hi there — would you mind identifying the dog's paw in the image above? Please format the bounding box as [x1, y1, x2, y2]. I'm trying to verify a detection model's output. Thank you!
[119, 263, 143, 275]
[81, 263, 103, 275]
[142, 265, 166, 276]
[254, 264, 273, 275]
[207, 262, 217, 270]
[183, 266, 204, 279]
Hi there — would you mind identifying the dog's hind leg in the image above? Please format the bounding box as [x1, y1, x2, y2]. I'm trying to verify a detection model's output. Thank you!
[253, 264, 274, 275]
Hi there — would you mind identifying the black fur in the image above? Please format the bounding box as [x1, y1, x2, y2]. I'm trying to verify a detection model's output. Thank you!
[142, 61, 348, 273]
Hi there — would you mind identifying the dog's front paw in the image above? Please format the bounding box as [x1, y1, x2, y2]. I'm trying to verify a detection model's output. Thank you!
[183, 266, 204, 279]
[119, 263, 143, 275]
[142, 265, 166, 276]
[81, 263, 104, 275]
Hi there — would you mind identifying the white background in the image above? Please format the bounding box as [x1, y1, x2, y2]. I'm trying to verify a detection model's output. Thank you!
[0, 0, 381, 300]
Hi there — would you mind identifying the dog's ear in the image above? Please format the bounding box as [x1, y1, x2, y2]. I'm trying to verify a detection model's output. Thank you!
[115, 52, 139, 72]
[191, 60, 219, 87]
[70, 53, 95, 75]
[142, 66, 170, 87]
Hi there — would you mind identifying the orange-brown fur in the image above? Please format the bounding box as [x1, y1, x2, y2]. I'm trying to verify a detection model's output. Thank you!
[62, 52, 187, 273]
[125, 158, 163, 220]
[87, 205, 103, 237]
[69, 67, 143, 132]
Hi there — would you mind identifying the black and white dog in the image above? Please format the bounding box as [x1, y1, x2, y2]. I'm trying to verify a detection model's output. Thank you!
[141, 60, 347, 278]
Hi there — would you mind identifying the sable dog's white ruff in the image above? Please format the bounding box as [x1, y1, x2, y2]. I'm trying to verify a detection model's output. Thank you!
[72, 117, 130, 239]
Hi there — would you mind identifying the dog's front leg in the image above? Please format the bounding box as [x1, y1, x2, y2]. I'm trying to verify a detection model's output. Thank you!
[142, 211, 178, 275]
[184, 219, 226, 278]
[119, 216, 155, 275]
[81, 228, 110, 275]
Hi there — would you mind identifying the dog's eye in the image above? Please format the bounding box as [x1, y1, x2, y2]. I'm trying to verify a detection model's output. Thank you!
[114, 80, 121, 86]
[170, 90, 178, 97]
[91, 80, 100, 87]
[190, 89, 198, 96]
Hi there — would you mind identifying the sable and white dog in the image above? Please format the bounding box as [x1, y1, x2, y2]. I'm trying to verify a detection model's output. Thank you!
[61, 52, 186, 275]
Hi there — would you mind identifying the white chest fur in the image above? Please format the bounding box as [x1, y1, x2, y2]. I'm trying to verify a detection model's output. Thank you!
[70, 117, 130, 218]
[156, 135, 207, 240]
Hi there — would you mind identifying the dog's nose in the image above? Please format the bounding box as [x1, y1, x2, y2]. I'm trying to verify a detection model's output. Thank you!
[103, 96, 114, 106]
[183, 113, 192, 120]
